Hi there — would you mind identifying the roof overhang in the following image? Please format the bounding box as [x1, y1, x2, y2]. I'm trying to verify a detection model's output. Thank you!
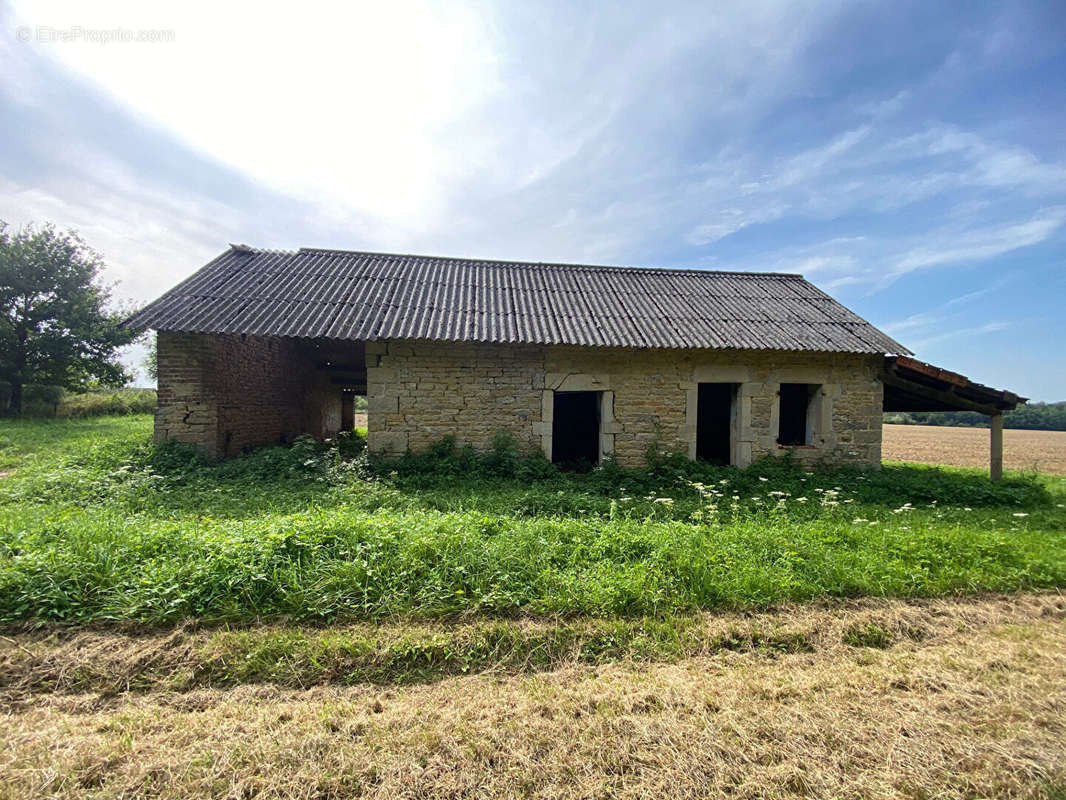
[882, 356, 1026, 415]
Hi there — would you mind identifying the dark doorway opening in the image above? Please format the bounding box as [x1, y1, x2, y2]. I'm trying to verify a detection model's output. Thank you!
[341, 393, 355, 431]
[778, 383, 815, 446]
[696, 383, 737, 464]
[552, 391, 601, 470]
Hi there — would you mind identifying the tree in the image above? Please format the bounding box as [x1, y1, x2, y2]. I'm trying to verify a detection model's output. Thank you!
[143, 331, 158, 383]
[0, 221, 140, 415]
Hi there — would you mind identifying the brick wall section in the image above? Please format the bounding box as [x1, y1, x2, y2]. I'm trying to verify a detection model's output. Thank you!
[367, 340, 884, 468]
[155, 332, 321, 457]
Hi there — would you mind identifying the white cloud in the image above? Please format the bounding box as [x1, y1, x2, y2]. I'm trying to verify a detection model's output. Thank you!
[677, 115, 1066, 292]
[6, 3, 1066, 301]
[0, 168, 224, 303]
[882, 277, 1011, 341]
[858, 90, 910, 120]
[10, 0, 505, 233]
[886, 207, 1066, 283]
[685, 206, 787, 247]
[908, 320, 1012, 351]
[775, 126, 872, 188]
[740, 202, 1063, 304]
[8, 0, 853, 264]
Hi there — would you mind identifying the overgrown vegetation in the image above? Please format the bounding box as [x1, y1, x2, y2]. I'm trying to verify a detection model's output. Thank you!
[0, 384, 157, 418]
[885, 400, 1066, 430]
[0, 415, 1064, 626]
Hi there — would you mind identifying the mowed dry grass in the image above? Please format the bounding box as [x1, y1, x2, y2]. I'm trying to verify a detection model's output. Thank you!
[883, 424, 1066, 475]
[2, 593, 1065, 799]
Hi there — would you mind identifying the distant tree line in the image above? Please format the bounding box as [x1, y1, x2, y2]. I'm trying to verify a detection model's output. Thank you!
[885, 401, 1066, 431]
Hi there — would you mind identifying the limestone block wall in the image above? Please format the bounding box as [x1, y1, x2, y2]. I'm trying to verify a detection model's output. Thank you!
[366, 340, 885, 468]
[155, 332, 319, 457]
[365, 341, 545, 455]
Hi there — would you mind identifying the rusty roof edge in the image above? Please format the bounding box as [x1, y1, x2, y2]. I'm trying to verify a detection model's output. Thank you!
[886, 355, 1027, 407]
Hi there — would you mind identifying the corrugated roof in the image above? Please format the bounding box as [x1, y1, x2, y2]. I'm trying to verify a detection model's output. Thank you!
[125, 246, 911, 354]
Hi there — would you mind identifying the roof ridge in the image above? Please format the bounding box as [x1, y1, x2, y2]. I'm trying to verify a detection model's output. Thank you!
[230, 243, 298, 256]
[286, 246, 804, 280]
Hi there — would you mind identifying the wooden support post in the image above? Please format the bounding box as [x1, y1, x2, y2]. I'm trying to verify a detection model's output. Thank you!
[990, 412, 1003, 482]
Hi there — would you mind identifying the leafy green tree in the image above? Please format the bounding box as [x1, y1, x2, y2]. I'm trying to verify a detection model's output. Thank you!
[143, 331, 158, 382]
[0, 221, 140, 415]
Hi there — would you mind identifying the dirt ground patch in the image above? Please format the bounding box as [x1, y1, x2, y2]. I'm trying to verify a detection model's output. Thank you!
[2, 593, 1064, 799]
[883, 424, 1066, 474]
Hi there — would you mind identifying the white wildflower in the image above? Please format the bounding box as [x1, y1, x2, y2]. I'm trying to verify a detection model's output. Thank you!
[1012, 512, 1028, 518]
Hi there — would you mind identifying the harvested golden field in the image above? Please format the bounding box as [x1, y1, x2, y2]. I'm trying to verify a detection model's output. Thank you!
[883, 423, 1066, 474]
[2, 593, 1065, 799]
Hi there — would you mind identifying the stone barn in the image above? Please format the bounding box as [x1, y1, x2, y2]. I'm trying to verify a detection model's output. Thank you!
[127, 246, 1024, 474]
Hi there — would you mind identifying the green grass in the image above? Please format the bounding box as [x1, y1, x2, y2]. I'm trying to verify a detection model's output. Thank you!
[0, 415, 1064, 626]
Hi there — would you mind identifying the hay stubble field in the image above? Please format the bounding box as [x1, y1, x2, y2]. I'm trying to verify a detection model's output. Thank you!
[3, 593, 1064, 799]
[883, 423, 1066, 475]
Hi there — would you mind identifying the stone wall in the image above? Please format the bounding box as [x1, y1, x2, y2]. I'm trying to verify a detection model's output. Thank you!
[157, 333, 884, 467]
[367, 340, 884, 468]
[365, 341, 545, 455]
[155, 332, 325, 457]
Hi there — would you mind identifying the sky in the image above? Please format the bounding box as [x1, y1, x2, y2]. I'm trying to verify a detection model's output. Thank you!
[1, 1, 1064, 399]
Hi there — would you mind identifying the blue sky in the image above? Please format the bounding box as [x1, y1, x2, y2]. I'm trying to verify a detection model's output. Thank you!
[2, 1, 1064, 398]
